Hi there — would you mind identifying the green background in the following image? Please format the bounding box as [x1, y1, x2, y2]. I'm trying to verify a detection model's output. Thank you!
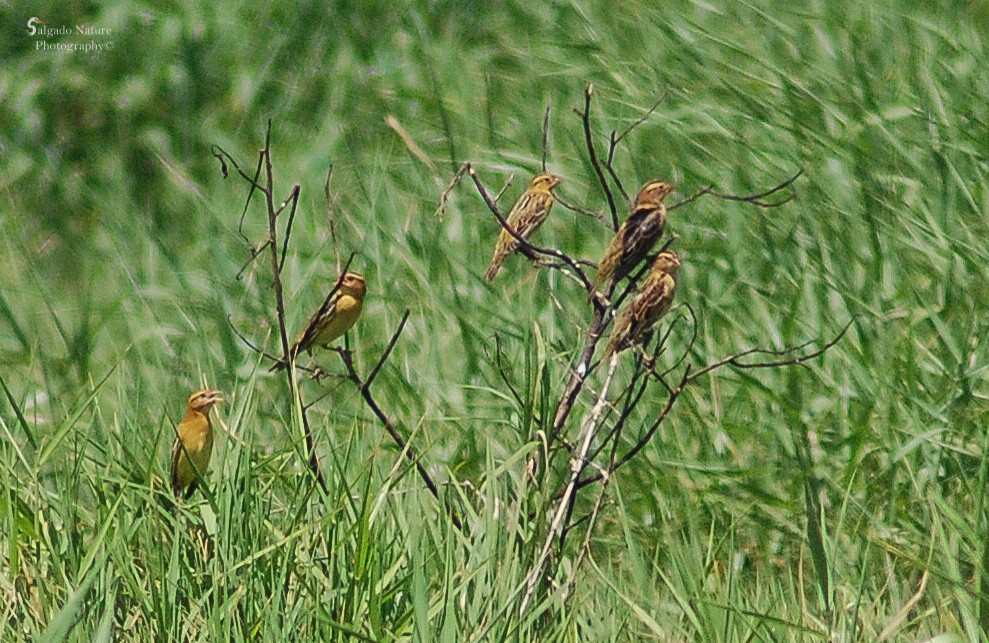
[2, 1, 988, 640]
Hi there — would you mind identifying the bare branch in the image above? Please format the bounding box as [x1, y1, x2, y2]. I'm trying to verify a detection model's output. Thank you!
[235, 238, 271, 281]
[553, 193, 604, 220]
[548, 304, 607, 445]
[521, 353, 620, 613]
[277, 184, 301, 275]
[364, 309, 410, 389]
[212, 145, 264, 249]
[590, 366, 690, 486]
[669, 169, 804, 212]
[324, 165, 341, 272]
[227, 315, 280, 365]
[685, 319, 852, 383]
[436, 162, 469, 219]
[541, 102, 552, 172]
[337, 311, 464, 531]
[604, 92, 667, 203]
[574, 84, 619, 229]
[221, 122, 327, 493]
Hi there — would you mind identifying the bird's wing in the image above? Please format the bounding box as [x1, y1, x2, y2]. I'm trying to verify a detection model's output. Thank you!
[511, 193, 554, 240]
[293, 291, 342, 354]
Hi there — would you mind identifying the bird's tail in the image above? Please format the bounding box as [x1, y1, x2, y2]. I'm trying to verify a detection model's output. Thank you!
[484, 259, 502, 282]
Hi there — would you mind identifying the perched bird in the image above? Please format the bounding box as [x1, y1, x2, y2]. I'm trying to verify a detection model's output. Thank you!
[272, 272, 367, 370]
[589, 180, 675, 300]
[602, 250, 681, 360]
[171, 388, 224, 499]
[484, 172, 563, 281]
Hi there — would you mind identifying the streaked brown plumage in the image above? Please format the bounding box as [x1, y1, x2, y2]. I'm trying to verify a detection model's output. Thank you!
[484, 173, 562, 281]
[171, 388, 223, 499]
[602, 250, 680, 359]
[271, 272, 366, 371]
[589, 180, 675, 300]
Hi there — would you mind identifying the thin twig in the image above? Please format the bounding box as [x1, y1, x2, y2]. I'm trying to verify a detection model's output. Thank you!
[684, 319, 852, 383]
[669, 169, 804, 212]
[541, 103, 552, 172]
[574, 84, 619, 229]
[324, 165, 341, 272]
[277, 184, 301, 275]
[493, 334, 525, 409]
[436, 162, 469, 219]
[604, 93, 667, 203]
[235, 238, 271, 281]
[337, 310, 464, 531]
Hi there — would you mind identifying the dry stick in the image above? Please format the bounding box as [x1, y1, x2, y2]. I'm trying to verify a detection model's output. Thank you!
[323, 166, 341, 273]
[338, 310, 464, 531]
[520, 353, 620, 613]
[213, 124, 327, 493]
[435, 162, 469, 219]
[541, 102, 552, 172]
[259, 125, 328, 494]
[210, 144, 263, 247]
[580, 354, 652, 477]
[277, 184, 301, 275]
[684, 319, 852, 383]
[565, 415, 624, 602]
[547, 307, 606, 444]
[668, 169, 804, 213]
[557, 343, 663, 541]
[575, 84, 619, 229]
[604, 93, 667, 204]
[571, 321, 852, 493]
[213, 147, 268, 281]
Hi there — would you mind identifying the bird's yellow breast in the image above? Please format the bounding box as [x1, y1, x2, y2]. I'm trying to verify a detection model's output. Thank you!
[313, 294, 364, 347]
[173, 412, 214, 488]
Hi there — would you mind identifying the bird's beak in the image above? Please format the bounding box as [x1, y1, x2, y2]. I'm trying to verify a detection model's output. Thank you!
[207, 390, 224, 404]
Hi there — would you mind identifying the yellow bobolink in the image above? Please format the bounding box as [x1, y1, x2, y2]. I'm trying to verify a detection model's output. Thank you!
[484, 173, 563, 281]
[273, 272, 367, 370]
[171, 388, 223, 498]
[589, 180, 674, 300]
[602, 250, 680, 359]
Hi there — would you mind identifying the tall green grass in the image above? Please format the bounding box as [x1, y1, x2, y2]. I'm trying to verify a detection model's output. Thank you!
[2, 0, 988, 640]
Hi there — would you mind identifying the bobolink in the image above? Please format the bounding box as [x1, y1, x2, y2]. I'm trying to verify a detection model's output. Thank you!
[272, 272, 367, 370]
[602, 250, 680, 359]
[484, 173, 563, 281]
[589, 180, 674, 300]
[171, 388, 223, 499]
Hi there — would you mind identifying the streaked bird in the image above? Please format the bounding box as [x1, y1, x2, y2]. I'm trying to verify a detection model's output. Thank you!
[602, 250, 681, 359]
[485, 173, 562, 281]
[589, 180, 674, 300]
